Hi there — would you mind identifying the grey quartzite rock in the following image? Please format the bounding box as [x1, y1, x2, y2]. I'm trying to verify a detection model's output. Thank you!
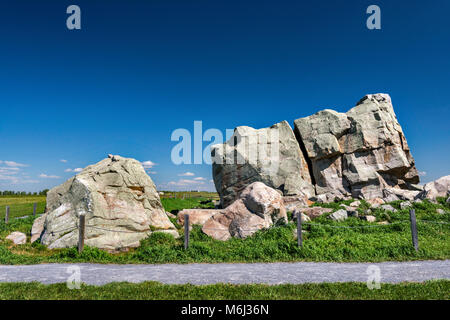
[211, 121, 314, 207]
[202, 182, 287, 240]
[211, 93, 422, 205]
[329, 209, 348, 221]
[37, 155, 178, 252]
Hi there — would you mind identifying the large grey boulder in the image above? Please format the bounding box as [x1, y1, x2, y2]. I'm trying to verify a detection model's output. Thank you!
[294, 94, 419, 200]
[417, 175, 450, 200]
[39, 155, 178, 252]
[211, 121, 314, 208]
[202, 182, 287, 240]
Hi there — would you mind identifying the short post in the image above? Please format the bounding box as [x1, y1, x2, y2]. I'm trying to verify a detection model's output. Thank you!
[78, 214, 86, 254]
[296, 210, 302, 248]
[33, 202, 37, 216]
[409, 209, 419, 252]
[5, 206, 10, 224]
[184, 214, 190, 250]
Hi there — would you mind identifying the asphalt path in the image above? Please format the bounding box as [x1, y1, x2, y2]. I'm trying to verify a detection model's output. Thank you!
[0, 260, 448, 285]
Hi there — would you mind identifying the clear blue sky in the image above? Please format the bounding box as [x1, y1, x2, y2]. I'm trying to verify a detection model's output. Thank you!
[0, 0, 449, 192]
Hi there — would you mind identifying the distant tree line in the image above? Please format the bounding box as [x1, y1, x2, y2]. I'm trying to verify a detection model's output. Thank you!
[0, 189, 49, 196]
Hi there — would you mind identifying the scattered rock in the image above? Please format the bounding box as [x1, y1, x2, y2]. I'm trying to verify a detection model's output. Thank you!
[211, 121, 314, 207]
[283, 195, 312, 212]
[177, 209, 222, 226]
[382, 189, 400, 203]
[292, 210, 311, 222]
[6, 232, 26, 245]
[377, 221, 389, 225]
[202, 182, 287, 240]
[399, 201, 413, 210]
[329, 209, 348, 221]
[296, 207, 333, 219]
[350, 200, 361, 207]
[363, 215, 376, 223]
[417, 175, 450, 200]
[436, 209, 445, 215]
[384, 187, 420, 201]
[294, 94, 419, 200]
[367, 198, 385, 208]
[40, 155, 178, 252]
[212, 94, 421, 206]
[339, 204, 359, 217]
[381, 204, 397, 212]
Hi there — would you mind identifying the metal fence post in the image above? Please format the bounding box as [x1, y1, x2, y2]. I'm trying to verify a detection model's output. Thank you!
[184, 214, 190, 250]
[296, 210, 303, 248]
[5, 206, 10, 224]
[409, 209, 419, 252]
[78, 214, 86, 254]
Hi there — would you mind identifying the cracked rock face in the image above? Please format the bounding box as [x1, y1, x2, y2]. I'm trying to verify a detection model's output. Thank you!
[294, 94, 419, 199]
[38, 155, 178, 252]
[211, 121, 315, 207]
[212, 94, 420, 203]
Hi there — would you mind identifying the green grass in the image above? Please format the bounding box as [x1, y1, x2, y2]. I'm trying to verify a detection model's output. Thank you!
[0, 196, 448, 265]
[161, 197, 215, 213]
[0, 280, 448, 300]
[0, 196, 46, 220]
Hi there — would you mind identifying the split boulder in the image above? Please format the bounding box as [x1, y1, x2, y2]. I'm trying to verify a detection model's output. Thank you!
[39, 155, 178, 252]
[202, 182, 287, 240]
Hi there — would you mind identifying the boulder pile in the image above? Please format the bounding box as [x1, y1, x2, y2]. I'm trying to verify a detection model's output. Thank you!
[177, 182, 287, 241]
[212, 94, 422, 206]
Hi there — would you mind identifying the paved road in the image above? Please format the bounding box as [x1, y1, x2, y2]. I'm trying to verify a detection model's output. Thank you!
[0, 260, 448, 285]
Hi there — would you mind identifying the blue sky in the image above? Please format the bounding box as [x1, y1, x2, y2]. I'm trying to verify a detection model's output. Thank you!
[0, 0, 449, 192]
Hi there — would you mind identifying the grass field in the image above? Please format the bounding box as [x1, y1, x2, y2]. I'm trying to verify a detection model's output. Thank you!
[0, 195, 448, 265]
[0, 280, 448, 300]
[0, 196, 46, 220]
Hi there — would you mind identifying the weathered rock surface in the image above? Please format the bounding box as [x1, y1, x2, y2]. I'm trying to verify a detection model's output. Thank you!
[381, 204, 397, 212]
[329, 209, 348, 221]
[350, 200, 361, 207]
[202, 182, 287, 240]
[31, 215, 45, 243]
[39, 155, 178, 252]
[363, 215, 376, 223]
[292, 209, 311, 222]
[399, 201, 412, 210]
[384, 188, 420, 201]
[294, 94, 419, 200]
[211, 121, 314, 207]
[283, 195, 312, 212]
[417, 175, 450, 200]
[340, 205, 359, 217]
[297, 207, 333, 219]
[211, 93, 421, 205]
[6, 232, 26, 245]
[177, 209, 223, 227]
[367, 198, 385, 208]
